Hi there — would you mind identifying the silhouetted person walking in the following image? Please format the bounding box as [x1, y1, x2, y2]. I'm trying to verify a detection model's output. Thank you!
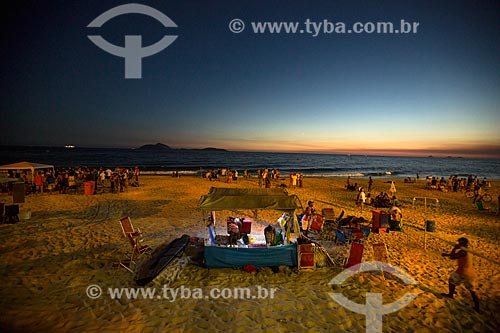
[441, 237, 479, 311]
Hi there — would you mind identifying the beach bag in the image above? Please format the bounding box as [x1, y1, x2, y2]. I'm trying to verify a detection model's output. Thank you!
[389, 219, 402, 231]
[274, 231, 283, 245]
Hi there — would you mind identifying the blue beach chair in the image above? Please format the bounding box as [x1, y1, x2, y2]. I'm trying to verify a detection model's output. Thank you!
[335, 229, 349, 245]
[360, 225, 371, 239]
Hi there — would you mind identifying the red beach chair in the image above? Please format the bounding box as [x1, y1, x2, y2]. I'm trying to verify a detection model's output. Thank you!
[372, 243, 388, 263]
[298, 243, 315, 270]
[309, 214, 325, 232]
[345, 242, 364, 269]
[118, 217, 152, 272]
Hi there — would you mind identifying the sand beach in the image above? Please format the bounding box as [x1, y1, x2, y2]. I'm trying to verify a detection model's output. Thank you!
[0, 175, 499, 332]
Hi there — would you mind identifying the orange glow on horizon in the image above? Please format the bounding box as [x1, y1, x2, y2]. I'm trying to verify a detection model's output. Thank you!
[168, 138, 500, 159]
[225, 146, 500, 159]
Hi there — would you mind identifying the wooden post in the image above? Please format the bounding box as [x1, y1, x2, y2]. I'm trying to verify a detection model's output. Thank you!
[424, 221, 427, 249]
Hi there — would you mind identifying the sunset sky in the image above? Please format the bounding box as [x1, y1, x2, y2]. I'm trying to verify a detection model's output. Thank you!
[1, 0, 499, 158]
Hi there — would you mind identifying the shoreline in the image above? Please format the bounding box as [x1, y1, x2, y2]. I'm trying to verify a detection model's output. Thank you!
[139, 171, 500, 181]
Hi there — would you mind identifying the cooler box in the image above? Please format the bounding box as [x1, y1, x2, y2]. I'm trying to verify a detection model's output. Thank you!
[372, 210, 391, 232]
[5, 205, 19, 224]
[84, 181, 94, 195]
[309, 214, 324, 231]
[240, 218, 252, 234]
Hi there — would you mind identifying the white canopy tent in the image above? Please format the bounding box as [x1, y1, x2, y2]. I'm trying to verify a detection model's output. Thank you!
[0, 161, 55, 183]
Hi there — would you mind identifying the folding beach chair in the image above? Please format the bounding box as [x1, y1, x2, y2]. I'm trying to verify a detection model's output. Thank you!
[309, 214, 325, 232]
[372, 243, 389, 262]
[345, 242, 364, 269]
[327, 228, 351, 266]
[371, 242, 393, 278]
[322, 208, 335, 225]
[360, 225, 371, 239]
[298, 243, 315, 270]
[334, 229, 350, 245]
[118, 217, 152, 272]
[335, 210, 345, 227]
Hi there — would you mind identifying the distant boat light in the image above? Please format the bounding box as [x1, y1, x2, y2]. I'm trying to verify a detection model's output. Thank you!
[64, 145, 76, 149]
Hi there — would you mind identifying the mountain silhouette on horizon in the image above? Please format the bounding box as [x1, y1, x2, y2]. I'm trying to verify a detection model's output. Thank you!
[136, 143, 227, 152]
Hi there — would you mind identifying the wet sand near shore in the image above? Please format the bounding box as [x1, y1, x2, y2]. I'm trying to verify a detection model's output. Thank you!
[0, 176, 499, 332]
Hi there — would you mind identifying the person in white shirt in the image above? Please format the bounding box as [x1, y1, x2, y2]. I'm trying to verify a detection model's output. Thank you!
[99, 169, 106, 187]
[357, 188, 366, 212]
[105, 168, 112, 186]
[388, 205, 402, 221]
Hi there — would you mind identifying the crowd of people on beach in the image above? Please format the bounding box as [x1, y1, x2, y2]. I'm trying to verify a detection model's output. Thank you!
[424, 174, 490, 193]
[204, 168, 241, 182]
[347, 176, 399, 208]
[256, 169, 304, 189]
[4, 165, 495, 219]
[347, 173, 492, 205]
[3, 166, 141, 195]
[203, 167, 306, 189]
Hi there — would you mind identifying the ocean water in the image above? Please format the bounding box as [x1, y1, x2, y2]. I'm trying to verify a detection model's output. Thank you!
[0, 146, 499, 179]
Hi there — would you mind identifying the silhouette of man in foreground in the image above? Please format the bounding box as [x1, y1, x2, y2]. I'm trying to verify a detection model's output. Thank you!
[441, 237, 480, 311]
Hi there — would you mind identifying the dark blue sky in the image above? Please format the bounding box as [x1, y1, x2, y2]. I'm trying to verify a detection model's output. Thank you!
[1, 0, 499, 157]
